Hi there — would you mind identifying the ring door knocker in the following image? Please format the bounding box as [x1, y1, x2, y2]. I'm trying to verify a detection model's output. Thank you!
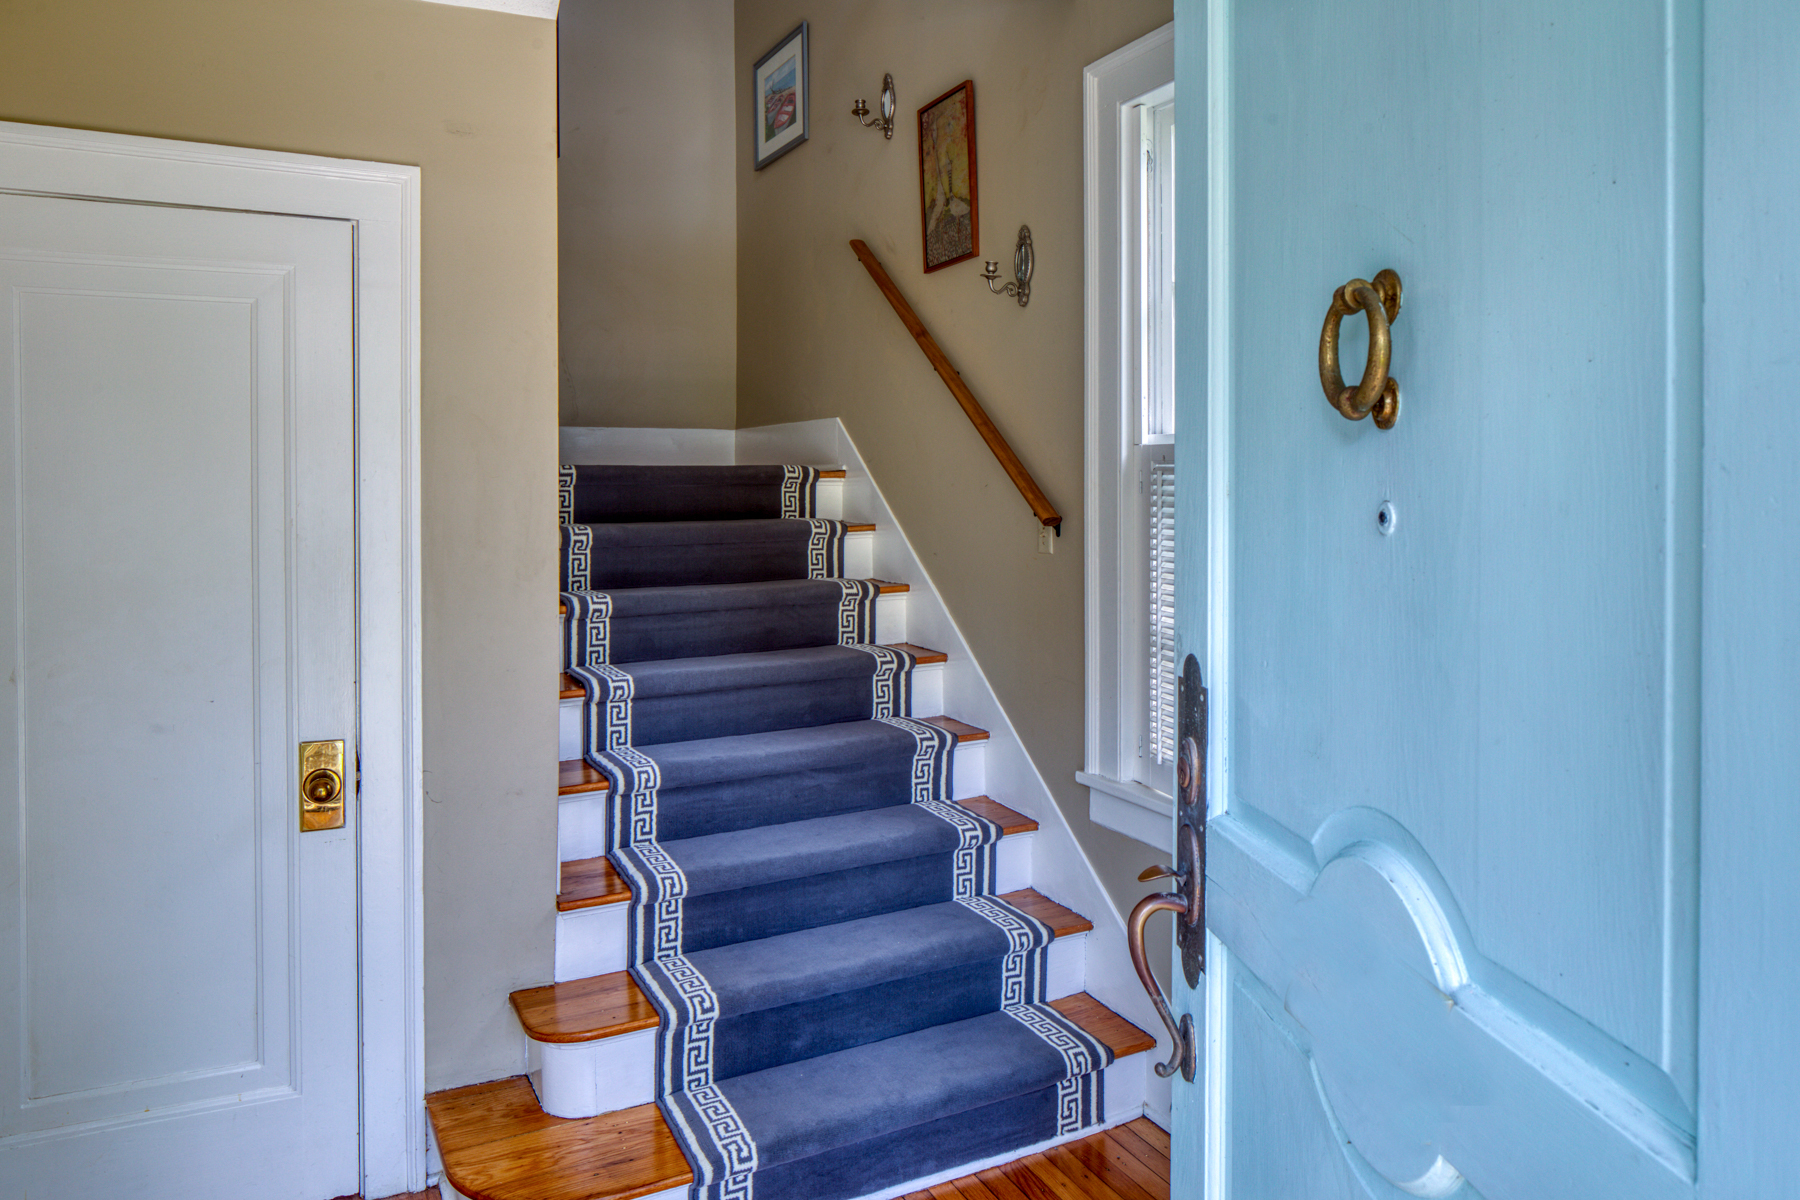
[1319, 268, 1403, 429]
[1126, 655, 1207, 1083]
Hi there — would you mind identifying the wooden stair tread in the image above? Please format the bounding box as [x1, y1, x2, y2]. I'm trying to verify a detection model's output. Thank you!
[560, 672, 582, 699]
[559, 759, 609, 794]
[888, 641, 947, 664]
[427, 1077, 691, 1200]
[433, 993, 1152, 1200]
[818, 469, 847, 479]
[998, 888, 1093, 938]
[1048, 993, 1157, 1058]
[560, 576, 905, 615]
[846, 522, 876, 532]
[554, 802, 1031, 903]
[512, 973, 658, 1043]
[521, 878, 1068, 1046]
[557, 745, 994, 798]
[959, 795, 1037, 834]
[558, 856, 630, 911]
[920, 715, 989, 742]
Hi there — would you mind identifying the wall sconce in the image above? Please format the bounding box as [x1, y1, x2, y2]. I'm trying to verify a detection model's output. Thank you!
[852, 74, 897, 139]
[981, 225, 1034, 307]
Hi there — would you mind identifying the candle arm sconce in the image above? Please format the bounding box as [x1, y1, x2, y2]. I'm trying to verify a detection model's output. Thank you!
[981, 225, 1034, 307]
[852, 74, 897, 139]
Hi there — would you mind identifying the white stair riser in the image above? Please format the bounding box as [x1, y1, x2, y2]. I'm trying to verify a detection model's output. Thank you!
[557, 735, 986, 841]
[553, 830, 1035, 982]
[558, 586, 908, 662]
[556, 658, 941, 763]
[845, 529, 874, 579]
[535, 931, 1089, 1119]
[816, 476, 843, 519]
[876, 590, 906, 642]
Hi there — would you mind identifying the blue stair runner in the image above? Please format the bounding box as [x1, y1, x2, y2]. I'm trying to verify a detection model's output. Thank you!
[558, 463, 1113, 1200]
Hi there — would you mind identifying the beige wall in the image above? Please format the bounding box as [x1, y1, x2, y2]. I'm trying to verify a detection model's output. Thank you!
[560, 0, 737, 428]
[733, 1, 1176, 938]
[0, 0, 561, 1091]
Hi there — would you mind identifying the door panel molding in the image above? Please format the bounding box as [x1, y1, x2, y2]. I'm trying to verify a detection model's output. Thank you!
[1210, 804, 1693, 1198]
[0, 120, 424, 1195]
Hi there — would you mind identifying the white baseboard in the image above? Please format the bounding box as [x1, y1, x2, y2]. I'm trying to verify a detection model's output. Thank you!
[560, 425, 734, 465]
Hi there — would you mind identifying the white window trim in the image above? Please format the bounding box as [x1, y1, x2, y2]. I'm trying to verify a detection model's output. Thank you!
[1082, 24, 1176, 851]
[0, 121, 425, 1195]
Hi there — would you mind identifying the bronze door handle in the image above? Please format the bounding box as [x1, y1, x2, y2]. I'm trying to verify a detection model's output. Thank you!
[1128, 884, 1198, 1082]
[1319, 268, 1403, 429]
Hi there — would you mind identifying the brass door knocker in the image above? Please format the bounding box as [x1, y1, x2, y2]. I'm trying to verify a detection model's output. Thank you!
[1318, 268, 1403, 429]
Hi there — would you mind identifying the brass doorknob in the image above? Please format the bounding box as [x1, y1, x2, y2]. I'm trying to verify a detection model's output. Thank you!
[1319, 268, 1403, 429]
[302, 767, 342, 807]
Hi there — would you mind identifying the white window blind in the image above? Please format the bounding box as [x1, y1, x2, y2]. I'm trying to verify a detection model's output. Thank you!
[1148, 461, 1177, 764]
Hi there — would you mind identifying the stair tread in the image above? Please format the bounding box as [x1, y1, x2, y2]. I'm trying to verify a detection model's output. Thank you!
[558, 759, 608, 794]
[559, 576, 906, 614]
[523, 888, 1074, 1043]
[556, 802, 1039, 911]
[558, 642, 945, 700]
[555, 714, 990, 798]
[426, 1081, 693, 1200]
[432, 992, 1147, 1200]
[997, 889, 1093, 937]
[920, 714, 990, 742]
[558, 856, 632, 910]
[1048, 993, 1157, 1058]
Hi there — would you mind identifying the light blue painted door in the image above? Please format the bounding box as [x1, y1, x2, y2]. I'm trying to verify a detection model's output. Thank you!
[1156, 0, 1800, 1195]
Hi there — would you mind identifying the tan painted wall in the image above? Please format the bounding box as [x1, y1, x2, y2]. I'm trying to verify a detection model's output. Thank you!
[560, 0, 738, 428]
[0, 0, 561, 1091]
[733, 1, 1175, 939]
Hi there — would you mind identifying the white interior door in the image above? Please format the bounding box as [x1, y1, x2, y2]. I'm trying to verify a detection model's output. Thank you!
[1165, 1, 1719, 1197]
[0, 193, 359, 1198]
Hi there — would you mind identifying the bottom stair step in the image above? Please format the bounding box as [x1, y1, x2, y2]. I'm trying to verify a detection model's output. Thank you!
[429, 994, 1152, 1200]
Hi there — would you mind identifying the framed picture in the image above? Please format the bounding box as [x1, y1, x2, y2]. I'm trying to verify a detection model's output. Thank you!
[918, 80, 978, 272]
[753, 22, 809, 170]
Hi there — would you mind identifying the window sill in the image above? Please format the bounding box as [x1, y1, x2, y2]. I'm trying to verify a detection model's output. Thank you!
[1077, 771, 1173, 851]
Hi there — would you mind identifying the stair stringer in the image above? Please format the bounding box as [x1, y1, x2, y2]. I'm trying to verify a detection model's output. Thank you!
[733, 417, 1172, 1130]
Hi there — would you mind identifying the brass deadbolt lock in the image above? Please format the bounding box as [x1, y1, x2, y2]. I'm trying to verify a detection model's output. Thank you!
[304, 768, 342, 805]
[299, 739, 347, 831]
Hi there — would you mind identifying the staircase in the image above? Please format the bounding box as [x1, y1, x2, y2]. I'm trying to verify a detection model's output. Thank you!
[427, 461, 1154, 1200]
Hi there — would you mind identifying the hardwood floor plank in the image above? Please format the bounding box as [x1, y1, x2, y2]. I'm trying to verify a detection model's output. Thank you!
[1076, 1129, 1169, 1199]
[1125, 1117, 1170, 1156]
[993, 1158, 1058, 1200]
[1045, 1140, 1162, 1200]
[1107, 1122, 1172, 1183]
[1019, 1152, 1129, 1200]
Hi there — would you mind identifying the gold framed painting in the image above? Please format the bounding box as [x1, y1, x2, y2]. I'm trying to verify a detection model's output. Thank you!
[918, 80, 978, 272]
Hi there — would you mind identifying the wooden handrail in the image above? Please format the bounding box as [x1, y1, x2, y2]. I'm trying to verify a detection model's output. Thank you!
[849, 239, 1062, 530]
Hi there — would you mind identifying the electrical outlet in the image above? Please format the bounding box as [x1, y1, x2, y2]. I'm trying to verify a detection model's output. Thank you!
[1038, 525, 1055, 555]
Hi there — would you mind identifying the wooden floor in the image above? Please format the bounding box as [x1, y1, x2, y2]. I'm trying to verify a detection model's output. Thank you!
[376, 1116, 1169, 1200]
[899, 1118, 1170, 1200]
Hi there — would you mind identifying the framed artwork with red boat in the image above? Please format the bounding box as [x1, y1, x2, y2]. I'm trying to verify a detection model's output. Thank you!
[753, 22, 809, 170]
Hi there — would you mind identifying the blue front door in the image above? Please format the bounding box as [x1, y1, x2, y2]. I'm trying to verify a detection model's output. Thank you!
[1162, 1, 1800, 1195]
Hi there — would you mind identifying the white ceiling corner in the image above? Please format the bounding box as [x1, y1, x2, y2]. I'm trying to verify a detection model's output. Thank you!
[418, 0, 560, 19]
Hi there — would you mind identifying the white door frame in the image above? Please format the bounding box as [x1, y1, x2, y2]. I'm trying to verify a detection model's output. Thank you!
[0, 121, 424, 1196]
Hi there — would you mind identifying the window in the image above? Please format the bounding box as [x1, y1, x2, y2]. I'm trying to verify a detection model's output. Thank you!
[1080, 26, 1178, 849]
